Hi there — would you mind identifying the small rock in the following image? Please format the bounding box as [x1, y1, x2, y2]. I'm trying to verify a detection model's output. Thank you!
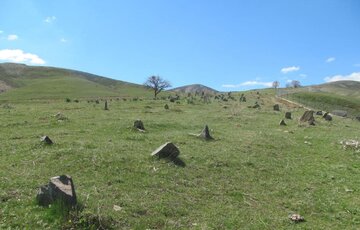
[324, 114, 332, 121]
[279, 119, 287, 126]
[40, 136, 53, 145]
[133, 119, 145, 131]
[285, 112, 292, 119]
[164, 104, 169, 109]
[151, 142, 180, 159]
[316, 111, 323, 115]
[273, 104, 280, 111]
[289, 213, 305, 222]
[198, 125, 213, 140]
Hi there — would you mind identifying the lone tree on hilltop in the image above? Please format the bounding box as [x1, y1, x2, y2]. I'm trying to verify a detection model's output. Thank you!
[144, 75, 171, 99]
[272, 81, 280, 89]
[286, 80, 301, 88]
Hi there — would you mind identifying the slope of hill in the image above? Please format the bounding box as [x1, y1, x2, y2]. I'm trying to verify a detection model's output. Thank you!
[170, 84, 218, 95]
[0, 63, 150, 100]
[279, 81, 360, 118]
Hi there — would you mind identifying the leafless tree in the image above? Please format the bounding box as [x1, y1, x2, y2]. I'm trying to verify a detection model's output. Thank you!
[272, 81, 280, 89]
[286, 80, 301, 88]
[144, 75, 171, 99]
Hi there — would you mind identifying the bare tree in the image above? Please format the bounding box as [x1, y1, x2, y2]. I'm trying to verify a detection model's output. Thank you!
[144, 75, 171, 99]
[272, 81, 280, 89]
[286, 80, 301, 88]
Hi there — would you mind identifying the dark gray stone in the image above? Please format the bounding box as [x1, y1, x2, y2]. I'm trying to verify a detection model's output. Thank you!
[151, 142, 179, 159]
[316, 111, 323, 115]
[273, 104, 280, 111]
[37, 175, 77, 207]
[164, 104, 169, 109]
[324, 114, 332, 121]
[285, 112, 292, 119]
[133, 119, 145, 130]
[299, 110, 315, 125]
[355, 116, 360, 122]
[279, 119, 287, 126]
[41, 136, 53, 145]
[104, 100, 108, 110]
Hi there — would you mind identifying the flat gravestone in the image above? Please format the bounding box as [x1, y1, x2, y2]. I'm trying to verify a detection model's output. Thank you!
[37, 175, 77, 207]
[285, 112, 292, 119]
[332, 110, 347, 117]
[151, 142, 179, 159]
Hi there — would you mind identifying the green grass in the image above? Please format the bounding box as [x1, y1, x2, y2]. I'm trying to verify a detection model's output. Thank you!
[285, 92, 360, 118]
[1, 92, 360, 229]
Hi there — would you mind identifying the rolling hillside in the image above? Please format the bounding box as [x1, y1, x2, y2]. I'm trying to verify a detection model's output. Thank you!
[279, 81, 360, 118]
[0, 63, 151, 100]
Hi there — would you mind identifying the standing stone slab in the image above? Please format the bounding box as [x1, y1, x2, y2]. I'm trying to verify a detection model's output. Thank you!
[273, 104, 280, 111]
[164, 104, 169, 110]
[285, 112, 292, 119]
[37, 175, 77, 207]
[279, 119, 287, 126]
[151, 142, 179, 159]
[299, 110, 315, 125]
[324, 114, 332, 121]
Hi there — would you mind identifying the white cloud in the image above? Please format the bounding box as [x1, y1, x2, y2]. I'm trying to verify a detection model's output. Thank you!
[222, 81, 273, 88]
[326, 57, 335, 63]
[324, 72, 360, 82]
[60, 38, 67, 43]
[0, 49, 45, 65]
[281, 66, 300, 74]
[7, 34, 18, 41]
[44, 16, 56, 23]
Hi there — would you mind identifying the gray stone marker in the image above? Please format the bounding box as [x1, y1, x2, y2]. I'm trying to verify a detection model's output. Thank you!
[164, 104, 169, 110]
[279, 119, 287, 126]
[199, 125, 213, 140]
[299, 110, 315, 125]
[332, 110, 347, 117]
[285, 112, 292, 119]
[324, 114, 332, 121]
[37, 175, 77, 207]
[151, 142, 180, 159]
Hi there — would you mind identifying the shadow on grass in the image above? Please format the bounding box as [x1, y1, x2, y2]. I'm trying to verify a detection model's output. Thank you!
[169, 156, 186, 167]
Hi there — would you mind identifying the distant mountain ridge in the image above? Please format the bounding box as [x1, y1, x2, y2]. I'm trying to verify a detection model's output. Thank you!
[170, 84, 218, 94]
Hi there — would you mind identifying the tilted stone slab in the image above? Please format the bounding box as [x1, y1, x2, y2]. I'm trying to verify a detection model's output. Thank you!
[151, 142, 179, 159]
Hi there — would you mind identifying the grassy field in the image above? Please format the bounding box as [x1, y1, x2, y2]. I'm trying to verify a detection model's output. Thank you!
[1, 91, 360, 229]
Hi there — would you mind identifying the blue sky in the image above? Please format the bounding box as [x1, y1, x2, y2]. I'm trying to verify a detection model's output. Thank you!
[0, 0, 359, 91]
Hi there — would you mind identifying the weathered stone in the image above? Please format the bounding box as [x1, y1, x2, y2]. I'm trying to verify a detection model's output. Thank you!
[332, 110, 347, 117]
[355, 116, 360, 122]
[199, 125, 213, 140]
[151, 142, 179, 159]
[41, 136, 53, 145]
[273, 104, 280, 111]
[322, 112, 329, 118]
[104, 100, 108, 110]
[324, 114, 332, 121]
[37, 175, 77, 207]
[133, 119, 145, 130]
[279, 119, 287, 126]
[316, 111, 323, 115]
[285, 112, 292, 119]
[289, 214, 305, 222]
[164, 104, 169, 109]
[299, 110, 315, 125]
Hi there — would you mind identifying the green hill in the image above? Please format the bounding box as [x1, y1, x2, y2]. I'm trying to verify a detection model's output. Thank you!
[279, 81, 360, 118]
[0, 63, 151, 101]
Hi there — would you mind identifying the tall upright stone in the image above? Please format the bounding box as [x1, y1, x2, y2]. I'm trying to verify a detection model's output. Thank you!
[273, 104, 280, 111]
[285, 112, 292, 119]
[199, 125, 213, 140]
[104, 100, 108, 110]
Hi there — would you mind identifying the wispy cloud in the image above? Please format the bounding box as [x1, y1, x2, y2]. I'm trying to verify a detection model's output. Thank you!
[0, 30, 3, 34]
[299, 74, 307, 78]
[0, 49, 45, 65]
[222, 81, 273, 88]
[324, 72, 360, 82]
[60, 38, 67, 43]
[281, 66, 300, 74]
[326, 57, 335, 63]
[354, 63, 360, 67]
[7, 34, 18, 41]
[44, 16, 56, 23]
